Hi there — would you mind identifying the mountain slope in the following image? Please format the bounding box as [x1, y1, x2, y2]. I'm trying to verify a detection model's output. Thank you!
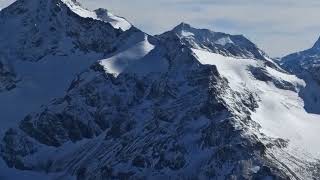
[1, 31, 291, 179]
[1, 1, 320, 180]
[0, 0, 146, 179]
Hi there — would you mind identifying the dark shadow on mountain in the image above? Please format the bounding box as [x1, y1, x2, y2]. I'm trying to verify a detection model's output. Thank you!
[299, 76, 320, 115]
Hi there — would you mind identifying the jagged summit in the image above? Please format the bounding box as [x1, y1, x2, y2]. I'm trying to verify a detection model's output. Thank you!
[160, 22, 270, 61]
[172, 22, 242, 39]
[172, 22, 195, 31]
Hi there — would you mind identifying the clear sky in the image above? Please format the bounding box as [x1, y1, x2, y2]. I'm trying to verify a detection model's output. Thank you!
[1, 0, 319, 57]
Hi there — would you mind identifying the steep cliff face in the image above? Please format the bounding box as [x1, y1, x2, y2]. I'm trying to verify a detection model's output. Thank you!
[1, 0, 320, 180]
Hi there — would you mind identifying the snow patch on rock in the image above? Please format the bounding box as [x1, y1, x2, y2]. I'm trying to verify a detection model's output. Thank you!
[61, 0, 131, 31]
[100, 34, 168, 77]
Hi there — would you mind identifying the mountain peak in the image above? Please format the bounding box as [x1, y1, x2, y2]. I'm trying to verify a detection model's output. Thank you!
[171, 22, 215, 37]
[173, 22, 193, 31]
[160, 22, 269, 61]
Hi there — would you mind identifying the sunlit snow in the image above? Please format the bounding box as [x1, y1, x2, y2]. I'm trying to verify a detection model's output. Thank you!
[193, 48, 320, 158]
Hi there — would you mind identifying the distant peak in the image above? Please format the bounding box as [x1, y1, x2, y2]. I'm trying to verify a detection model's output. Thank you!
[159, 22, 269, 61]
[171, 23, 220, 38]
[174, 22, 193, 30]
[312, 36, 320, 49]
[172, 22, 209, 34]
[170, 23, 210, 38]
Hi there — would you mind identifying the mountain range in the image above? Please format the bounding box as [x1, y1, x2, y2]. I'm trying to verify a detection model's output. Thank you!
[0, 0, 320, 179]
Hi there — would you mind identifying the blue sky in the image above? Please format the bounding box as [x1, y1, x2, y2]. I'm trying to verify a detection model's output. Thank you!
[1, 0, 319, 57]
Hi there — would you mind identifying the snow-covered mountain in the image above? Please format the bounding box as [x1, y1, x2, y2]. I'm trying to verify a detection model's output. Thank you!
[1, 0, 320, 179]
[281, 37, 320, 114]
[159, 22, 282, 71]
[0, 0, 141, 133]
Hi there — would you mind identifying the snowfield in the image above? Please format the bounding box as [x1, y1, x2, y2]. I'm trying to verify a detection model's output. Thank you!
[193, 48, 320, 159]
[100, 34, 168, 77]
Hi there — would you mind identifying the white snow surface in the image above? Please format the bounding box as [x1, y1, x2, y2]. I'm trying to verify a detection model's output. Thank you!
[192, 48, 320, 159]
[100, 34, 168, 77]
[181, 30, 195, 37]
[61, 0, 131, 31]
[215, 36, 234, 46]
